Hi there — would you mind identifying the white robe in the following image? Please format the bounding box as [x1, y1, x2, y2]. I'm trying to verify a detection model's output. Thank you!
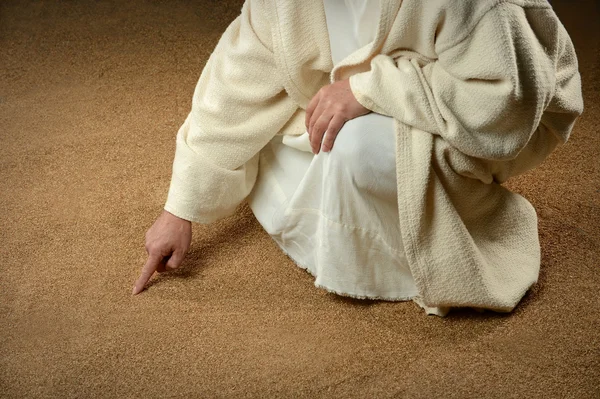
[247, 0, 451, 315]
[164, 0, 583, 315]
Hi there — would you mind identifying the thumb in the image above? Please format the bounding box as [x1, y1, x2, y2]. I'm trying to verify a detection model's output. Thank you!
[165, 251, 184, 271]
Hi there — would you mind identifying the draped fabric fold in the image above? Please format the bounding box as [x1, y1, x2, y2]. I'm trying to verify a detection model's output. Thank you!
[165, 0, 298, 223]
[165, 0, 583, 313]
[346, 1, 583, 310]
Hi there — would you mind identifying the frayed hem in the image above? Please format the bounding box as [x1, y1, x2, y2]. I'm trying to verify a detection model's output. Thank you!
[275, 239, 490, 318]
[275, 240, 430, 308]
[313, 282, 416, 302]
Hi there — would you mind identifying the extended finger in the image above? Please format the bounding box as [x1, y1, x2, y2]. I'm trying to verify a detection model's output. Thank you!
[310, 113, 333, 154]
[321, 116, 347, 152]
[305, 91, 321, 130]
[132, 253, 162, 295]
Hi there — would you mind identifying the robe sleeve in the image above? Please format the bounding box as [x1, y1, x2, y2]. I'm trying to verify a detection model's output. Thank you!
[348, 3, 583, 168]
[164, 0, 297, 223]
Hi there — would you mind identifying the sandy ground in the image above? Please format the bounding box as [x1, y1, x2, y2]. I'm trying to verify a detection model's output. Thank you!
[1, 0, 599, 397]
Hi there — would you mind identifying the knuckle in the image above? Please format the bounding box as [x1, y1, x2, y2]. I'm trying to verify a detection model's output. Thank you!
[333, 120, 345, 131]
[147, 243, 161, 255]
[313, 128, 325, 140]
[144, 240, 154, 251]
[314, 121, 325, 132]
[326, 129, 338, 140]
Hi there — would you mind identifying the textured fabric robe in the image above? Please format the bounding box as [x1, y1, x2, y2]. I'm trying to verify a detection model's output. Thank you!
[165, 0, 583, 313]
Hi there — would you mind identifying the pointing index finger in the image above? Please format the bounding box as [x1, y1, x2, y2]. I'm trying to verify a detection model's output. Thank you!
[132, 253, 162, 295]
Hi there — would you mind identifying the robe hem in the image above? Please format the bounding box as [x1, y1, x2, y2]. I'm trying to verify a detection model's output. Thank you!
[271, 234, 452, 317]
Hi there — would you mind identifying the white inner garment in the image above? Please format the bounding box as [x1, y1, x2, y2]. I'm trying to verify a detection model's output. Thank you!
[248, 0, 450, 315]
[323, 0, 381, 64]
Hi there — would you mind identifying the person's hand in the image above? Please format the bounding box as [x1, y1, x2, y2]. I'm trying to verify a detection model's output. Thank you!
[132, 210, 192, 295]
[305, 78, 371, 154]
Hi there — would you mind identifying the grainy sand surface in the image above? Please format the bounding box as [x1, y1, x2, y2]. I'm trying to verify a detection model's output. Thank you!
[1, 1, 598, 397]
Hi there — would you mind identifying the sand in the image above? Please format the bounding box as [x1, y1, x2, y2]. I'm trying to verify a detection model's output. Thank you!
[1, 0, 598, 397]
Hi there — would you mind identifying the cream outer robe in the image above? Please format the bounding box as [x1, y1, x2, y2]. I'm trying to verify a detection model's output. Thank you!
[165, 0, 583, 313]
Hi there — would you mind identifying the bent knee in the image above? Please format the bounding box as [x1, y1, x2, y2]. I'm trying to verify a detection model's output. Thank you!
[330, 114, 395, 156]
[325, 114, 396, 189]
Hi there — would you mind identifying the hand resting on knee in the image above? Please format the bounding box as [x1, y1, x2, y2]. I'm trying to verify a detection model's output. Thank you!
[305, 78, 371, 154]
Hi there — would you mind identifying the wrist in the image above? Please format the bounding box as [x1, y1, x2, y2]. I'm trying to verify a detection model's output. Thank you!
[163, 209, 191, 224]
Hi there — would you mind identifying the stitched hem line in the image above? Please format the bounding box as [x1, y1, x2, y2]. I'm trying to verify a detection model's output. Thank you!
[274, 236, 419, 303]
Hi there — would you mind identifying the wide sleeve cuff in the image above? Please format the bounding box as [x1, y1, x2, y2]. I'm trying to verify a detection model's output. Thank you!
[163, 117, 260, 224]
[162, 0, 296, 223]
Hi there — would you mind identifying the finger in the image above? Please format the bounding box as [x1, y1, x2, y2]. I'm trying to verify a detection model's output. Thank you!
[310, 113, 333, 154]
[156, 257, 167, 273]
[132, 253, 162, 295]
[165, 251, 184, 271]
[309, 100, 328, 135]
[305, 91, 321, 130]
[321, 116, 347, 152]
